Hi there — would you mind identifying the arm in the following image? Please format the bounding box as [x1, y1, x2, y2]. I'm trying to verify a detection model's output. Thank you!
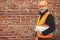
[42, 14, 55, 35]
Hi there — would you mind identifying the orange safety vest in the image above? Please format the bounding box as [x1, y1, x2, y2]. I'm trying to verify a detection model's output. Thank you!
[37, 12, 53, 38]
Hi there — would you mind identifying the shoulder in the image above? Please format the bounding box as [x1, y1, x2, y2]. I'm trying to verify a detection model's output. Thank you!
[48, 13, 54, 18]
[46, 13, 55, 20]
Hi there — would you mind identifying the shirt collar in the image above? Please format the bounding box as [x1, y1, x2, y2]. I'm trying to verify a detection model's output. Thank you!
[39, 9, 48, 15]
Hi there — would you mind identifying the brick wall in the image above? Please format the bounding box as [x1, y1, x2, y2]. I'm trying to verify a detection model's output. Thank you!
[0, 0, 60, 40]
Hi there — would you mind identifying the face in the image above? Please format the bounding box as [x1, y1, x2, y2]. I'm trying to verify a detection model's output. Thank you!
[39, 6, 48, 12]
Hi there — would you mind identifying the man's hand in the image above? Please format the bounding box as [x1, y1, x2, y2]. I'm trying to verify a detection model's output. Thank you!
[37, 30, 42, 34]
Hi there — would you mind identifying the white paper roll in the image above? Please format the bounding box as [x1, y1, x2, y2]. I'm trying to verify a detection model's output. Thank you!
[35, 26, 49, 32]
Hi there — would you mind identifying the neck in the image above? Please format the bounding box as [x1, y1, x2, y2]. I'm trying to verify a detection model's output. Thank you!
[39, 9, 48, 15]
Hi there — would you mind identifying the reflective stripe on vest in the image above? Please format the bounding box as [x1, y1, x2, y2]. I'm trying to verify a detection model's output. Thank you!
[37, 12, 53, 38]
[37, 12, 50, 26]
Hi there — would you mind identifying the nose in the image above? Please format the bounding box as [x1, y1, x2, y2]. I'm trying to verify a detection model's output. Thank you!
[39, 7, 43, 10]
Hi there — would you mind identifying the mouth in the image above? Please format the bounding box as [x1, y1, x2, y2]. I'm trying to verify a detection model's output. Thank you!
[40, 9, 44, 10]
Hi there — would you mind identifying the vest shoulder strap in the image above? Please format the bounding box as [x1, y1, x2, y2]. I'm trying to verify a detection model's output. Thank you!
[37, 12, 50, 25]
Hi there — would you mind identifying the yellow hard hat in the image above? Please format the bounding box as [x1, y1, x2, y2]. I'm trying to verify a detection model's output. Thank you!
[38, 1, 48, 7]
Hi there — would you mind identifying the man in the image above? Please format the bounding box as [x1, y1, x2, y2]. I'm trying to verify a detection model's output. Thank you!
[35, 0, 55, 40]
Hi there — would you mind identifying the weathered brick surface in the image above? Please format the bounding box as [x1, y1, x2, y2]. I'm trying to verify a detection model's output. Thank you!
[0, 0, 60, 40]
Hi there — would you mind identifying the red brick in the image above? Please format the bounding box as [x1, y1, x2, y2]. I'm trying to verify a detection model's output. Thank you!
[8, 2, 19, 11]
[0, 37, 8, 40]
[0, 25, 7, 28]
[56, 24, 60, 30]
[0, 6, 2, 11]
[0, 0, 7, 3]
